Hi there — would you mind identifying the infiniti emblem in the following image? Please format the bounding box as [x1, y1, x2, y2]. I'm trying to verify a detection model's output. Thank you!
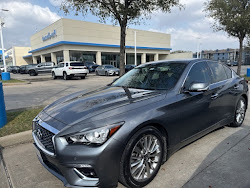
[36, 129, 43, 139]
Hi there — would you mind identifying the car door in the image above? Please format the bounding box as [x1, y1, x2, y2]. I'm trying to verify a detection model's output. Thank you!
[207, 61, 237, 125]
[59, 63, 65, 76]
[37, 63, 45, 73]
[99, 66, 104, 75]
[174, 61, 213, 141]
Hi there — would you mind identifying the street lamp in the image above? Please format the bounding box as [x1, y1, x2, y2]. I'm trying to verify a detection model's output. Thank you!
[0, 9, 8, 73]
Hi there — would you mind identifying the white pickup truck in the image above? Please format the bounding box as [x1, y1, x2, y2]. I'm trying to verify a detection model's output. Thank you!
[52, 61, 89, 80]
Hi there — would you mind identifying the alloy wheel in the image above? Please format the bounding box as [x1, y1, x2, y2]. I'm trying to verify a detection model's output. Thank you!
[236, 99, 246, 124]
[129, 134, 162, 182]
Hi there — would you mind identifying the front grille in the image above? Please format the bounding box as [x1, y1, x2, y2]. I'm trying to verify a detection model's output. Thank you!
[33, 122, 55, 153]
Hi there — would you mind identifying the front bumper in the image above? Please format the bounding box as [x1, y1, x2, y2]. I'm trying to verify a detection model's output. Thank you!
[33, 127, 125, 188]
[108, 71, 119, 76]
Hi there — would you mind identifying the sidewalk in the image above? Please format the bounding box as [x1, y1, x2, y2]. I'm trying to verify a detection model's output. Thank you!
[0, 105, 250, 188]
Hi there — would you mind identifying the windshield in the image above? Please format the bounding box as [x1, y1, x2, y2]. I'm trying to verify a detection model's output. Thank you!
[105, 65, 115, 69]
[70, 62, 85, 66]
[112, 62, 187, 90]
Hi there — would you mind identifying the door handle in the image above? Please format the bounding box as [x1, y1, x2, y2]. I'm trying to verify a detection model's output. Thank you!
[211, 93, 218, 99]
[234, 85, 239, 89]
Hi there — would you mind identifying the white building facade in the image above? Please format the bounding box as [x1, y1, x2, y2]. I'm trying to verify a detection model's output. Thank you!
[29, 18, 172, 67]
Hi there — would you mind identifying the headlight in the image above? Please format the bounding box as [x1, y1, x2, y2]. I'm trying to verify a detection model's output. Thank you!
[66, 122, 124, 145]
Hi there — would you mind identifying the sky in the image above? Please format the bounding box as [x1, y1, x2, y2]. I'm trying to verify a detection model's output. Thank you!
[0, 0, 240, 52]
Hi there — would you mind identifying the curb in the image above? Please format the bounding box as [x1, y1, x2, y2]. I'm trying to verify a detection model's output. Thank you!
[0, 130, 32, 148]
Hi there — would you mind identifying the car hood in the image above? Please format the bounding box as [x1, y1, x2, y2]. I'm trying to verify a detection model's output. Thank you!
[39, 86, 164, 130]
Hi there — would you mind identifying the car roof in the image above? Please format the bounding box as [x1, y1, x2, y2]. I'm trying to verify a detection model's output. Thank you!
[143, 59, 218, 66]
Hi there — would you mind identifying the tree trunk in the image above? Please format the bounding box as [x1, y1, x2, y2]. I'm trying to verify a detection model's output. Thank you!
[237, 38, 243, 75]
[119, 22, 127, 76]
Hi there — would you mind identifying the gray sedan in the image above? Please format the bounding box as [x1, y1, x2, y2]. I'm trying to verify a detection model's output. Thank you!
[95, 64, 120, 76]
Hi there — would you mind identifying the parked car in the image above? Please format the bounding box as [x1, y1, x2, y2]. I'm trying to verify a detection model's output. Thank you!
[125, 64, 136, 72]
[27, 62, 55, 76]
[7, 66, 20, 74]
[52, 61, 89, 80]
[227, 61, 238, 66]
[91, 64, 99, 72]
[95, 64, 120, 76]
[32, 59, 248, 188]
[19, 64, 37, 74]
[0, 65, 4, 72]
[83, 61, 98, 72]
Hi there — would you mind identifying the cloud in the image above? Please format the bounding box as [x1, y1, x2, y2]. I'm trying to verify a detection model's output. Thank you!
[0, 1, 61, 49]
[149, 0, 239, 52]
[49, 0, 64, 7]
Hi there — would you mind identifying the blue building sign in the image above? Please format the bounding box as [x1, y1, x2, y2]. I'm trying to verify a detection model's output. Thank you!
[42, 30, 57, 42]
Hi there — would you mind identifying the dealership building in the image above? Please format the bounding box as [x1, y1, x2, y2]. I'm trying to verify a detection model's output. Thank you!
[28, 18, 176, 67]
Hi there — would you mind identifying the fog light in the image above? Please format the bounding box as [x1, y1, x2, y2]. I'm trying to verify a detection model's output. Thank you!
[76, 167, 98, 178]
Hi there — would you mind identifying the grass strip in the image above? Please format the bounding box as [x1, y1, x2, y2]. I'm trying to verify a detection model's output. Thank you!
[243, 75, 250, 81]
[1, 79, 25, 83]
[0, 107, 44, 137]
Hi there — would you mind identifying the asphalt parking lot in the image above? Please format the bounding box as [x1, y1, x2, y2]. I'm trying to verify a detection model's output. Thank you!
[0, 69, 250, 188]
[3, 73, 118, 110]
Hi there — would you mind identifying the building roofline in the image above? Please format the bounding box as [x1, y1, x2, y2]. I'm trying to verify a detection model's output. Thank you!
[29, 40, 172, 53]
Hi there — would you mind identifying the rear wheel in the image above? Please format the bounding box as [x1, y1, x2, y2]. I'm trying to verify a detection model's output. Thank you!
[63, 72, 68, 80]
[81, 76, 86, 79]
[119, 126, 164, 188]
[105, 71, 109, 76]
[230, 96, 246, 127]
[95, 71, 99, 76]
[52, 72, 57, 79]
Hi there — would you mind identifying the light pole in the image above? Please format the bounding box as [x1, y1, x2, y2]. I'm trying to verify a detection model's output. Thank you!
[196, 37, 200, 59]
[134, 31, 137, 66]
[0, 9, 8, 73]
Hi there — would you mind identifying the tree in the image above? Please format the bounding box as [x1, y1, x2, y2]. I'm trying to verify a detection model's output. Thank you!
[205, 0, 250, 75]
[61, 0, 181, 76]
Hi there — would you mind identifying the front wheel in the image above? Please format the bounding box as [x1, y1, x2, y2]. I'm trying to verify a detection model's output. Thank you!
[119, 126, 164, 188]
[29, 70, 37, 76]
[230, 96, 246, 127]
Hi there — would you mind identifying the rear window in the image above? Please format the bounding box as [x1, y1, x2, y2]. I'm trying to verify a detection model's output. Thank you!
[70, 62, 85, 66]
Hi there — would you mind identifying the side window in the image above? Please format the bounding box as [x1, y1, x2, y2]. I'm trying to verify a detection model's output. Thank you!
[184, 62, 211, 90]
[223, 65, 232, 79]
[66, 63, 68, 67]
[60, 63, 64, 67]
[208, 62, 228, 83]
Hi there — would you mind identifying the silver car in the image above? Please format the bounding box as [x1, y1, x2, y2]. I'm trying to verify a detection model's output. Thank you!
[95, 64, 120, 76]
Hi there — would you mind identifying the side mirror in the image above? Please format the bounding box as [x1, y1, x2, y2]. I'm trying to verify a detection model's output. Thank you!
[189, 82, 209, 92]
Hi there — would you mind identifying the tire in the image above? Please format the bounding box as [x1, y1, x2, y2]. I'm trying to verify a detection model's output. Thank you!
[105, 71, 109, 76]
[81, 76, 85, 79]
[63, 72, 68, 80]
[119, 126, 164, 188]
[29, 70, 36, 76]
[52, 72, 57, 79]
[95, 71, 99, 76]
[13, 70, 17, 74]
[229, 96, 247, 127]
